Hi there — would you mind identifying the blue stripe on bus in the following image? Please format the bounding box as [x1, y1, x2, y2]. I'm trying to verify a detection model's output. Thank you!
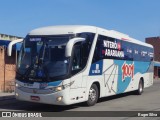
[89, 59, 151, 94]
[114, 60, 151, 94]
[48, 80, 62, 86]
[89, 60, 103, 76]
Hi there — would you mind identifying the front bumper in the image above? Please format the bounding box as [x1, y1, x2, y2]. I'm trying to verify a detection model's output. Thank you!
[15, 87, 71, 105]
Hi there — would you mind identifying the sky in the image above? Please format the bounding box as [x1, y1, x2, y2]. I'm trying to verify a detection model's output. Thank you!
[0, 0, 160, 42]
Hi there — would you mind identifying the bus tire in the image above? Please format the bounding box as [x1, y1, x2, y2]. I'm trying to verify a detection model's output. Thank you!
[136, 79, 144, 95]
[86, 84, 99, 106]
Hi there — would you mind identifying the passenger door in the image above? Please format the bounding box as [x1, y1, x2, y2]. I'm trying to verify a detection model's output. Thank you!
[70, 43, 83, 88]
[69, 44, 86, 103]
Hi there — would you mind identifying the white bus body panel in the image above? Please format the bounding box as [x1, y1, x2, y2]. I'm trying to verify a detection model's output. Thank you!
[15, 25, 154, 105]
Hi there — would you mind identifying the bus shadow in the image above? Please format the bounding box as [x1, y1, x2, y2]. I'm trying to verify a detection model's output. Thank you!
[32, 91, 138, 111]
[98, 91, 137, 103]
[0, 100, 79, 112]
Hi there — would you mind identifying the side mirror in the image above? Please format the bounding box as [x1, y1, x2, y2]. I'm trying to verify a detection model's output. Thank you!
[7, 39, 23, 56]
[65, 37, 85, 57]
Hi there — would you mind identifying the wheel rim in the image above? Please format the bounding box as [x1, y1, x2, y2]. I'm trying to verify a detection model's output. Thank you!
[89, 87, 97, 102]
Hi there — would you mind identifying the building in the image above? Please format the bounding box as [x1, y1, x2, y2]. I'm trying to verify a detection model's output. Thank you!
[0, 33, 22, 92]
[146, 36, 160, 78]
[0, 33, 22, 41]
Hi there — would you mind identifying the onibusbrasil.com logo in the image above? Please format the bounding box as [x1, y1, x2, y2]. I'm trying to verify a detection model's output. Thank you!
[1, 112, 42, 117]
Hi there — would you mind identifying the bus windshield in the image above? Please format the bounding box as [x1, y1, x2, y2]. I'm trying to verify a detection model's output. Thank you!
[17, 36, 71, 81]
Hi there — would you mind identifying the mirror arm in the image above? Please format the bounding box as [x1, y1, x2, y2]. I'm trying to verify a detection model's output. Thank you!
[65, 38, 85, 57]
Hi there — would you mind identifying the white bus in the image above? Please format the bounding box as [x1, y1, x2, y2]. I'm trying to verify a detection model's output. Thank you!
[9, 25, 154, 106]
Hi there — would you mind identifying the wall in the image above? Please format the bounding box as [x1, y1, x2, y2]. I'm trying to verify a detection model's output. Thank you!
[146, 37, 160, 78]
[146, 37, 160, 61]
[0, 46, 16, 92]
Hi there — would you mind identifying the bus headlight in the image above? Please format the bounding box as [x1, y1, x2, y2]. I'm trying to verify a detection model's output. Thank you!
[51, 81, 74, 92]
[15, 83, 23, 88]
[15, 83, 22, 88]
[16, 83, 19, 87]
[55, 86, 63, 91]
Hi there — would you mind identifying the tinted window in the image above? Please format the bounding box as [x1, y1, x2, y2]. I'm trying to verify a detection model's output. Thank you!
[92, 35, 153, 63]
[76, 32, 95, 66]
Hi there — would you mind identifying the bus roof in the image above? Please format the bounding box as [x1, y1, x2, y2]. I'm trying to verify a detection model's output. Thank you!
[29, 25, 97, 35]
[28, 25, 153, 48]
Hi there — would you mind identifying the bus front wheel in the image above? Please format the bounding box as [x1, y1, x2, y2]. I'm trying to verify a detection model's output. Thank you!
[86, 84, 99, 106]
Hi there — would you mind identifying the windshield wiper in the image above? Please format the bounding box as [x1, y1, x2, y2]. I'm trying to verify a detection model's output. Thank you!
[38, 44, 47, 64]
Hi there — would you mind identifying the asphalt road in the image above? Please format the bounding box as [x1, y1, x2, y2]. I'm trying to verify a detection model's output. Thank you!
[0, 80, 160, 119]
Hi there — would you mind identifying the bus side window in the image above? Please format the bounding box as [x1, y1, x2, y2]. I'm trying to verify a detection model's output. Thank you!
[92, 37, 101, 63]
[72, 44, 82, 71]
[81, 43, 89, 67]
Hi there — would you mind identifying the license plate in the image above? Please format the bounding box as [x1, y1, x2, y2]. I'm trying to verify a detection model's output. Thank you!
[31, 96, 40, 101]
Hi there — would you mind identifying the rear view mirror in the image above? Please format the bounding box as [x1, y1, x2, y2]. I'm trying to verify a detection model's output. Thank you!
[8, 39, 23, 56]
[65, 37, 85, 57]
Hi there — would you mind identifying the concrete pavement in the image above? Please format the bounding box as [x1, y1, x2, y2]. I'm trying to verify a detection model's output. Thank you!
[0, 92, 15, 105]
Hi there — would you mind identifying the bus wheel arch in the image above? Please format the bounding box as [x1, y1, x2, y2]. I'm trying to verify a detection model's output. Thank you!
[86, 82, 100, 106]
[93, 82, 100, 99]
